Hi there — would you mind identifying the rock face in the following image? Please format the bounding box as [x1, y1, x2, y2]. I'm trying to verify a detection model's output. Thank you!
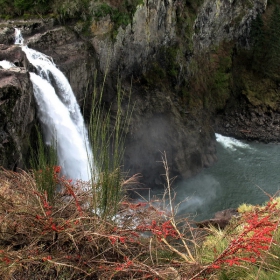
[193, 0, 280, 145]
[193, 0, 267, 51]
[91, 0, 176, 75]
[0, 0, 269, 188]
[0, 45, 35, 169]
[215, 95, 280, 143]
[87, 0, 217, 186]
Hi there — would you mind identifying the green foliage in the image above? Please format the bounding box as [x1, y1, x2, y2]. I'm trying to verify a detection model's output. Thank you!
[187, 43, 232, 111]
[143, 45, 180, 89]
[268, 0, 280, 7]
[29, 126, 58, 202]
[0, 0, 11, 15]
[248, 7, 280, 81]
[14, 0, 33, 11]
[210, 55, 231, 110]
[185, 0, 204, 12]
[166, 46, 179, 79]
[198, 200, 280, 279]
[144, 61, 166, 87]
[237, 203, 255, 213]
[94, 3, 113, 19]
[93, 1, 139, 34]
[234, 14, 280, 109]
[17, 0, 51, 15]
[88, 72, 132, 218]
[52, 0, 90, 21]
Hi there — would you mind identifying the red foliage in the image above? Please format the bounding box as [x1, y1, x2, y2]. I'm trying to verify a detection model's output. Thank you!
[209, 201, 278, 270]
[137, 220, 180, 241]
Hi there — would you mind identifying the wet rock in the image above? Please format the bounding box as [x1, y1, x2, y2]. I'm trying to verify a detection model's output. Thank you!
[0, 66, 35, 170]
[196, 208, 239, 229]
[215, 95, 280, 143]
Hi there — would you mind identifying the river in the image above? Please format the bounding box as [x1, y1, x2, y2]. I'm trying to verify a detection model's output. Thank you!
[171, 134, 280, 221]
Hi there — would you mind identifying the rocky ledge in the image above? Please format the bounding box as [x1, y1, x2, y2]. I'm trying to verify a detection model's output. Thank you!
[215, 96, 280, 143]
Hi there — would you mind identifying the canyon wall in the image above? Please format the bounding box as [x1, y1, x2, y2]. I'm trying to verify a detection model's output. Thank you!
[0, 0, 271, 187]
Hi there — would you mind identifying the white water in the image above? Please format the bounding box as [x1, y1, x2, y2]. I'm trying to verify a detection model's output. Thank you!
[14, 28, 24, 45]
[14, 28, 94, 182]
[215, 133, 252, 151]
[0, 60, 16, 69]
[22, 46, 86, 137]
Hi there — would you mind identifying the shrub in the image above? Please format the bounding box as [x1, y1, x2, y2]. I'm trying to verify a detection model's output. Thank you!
[0, 161, 200, 279]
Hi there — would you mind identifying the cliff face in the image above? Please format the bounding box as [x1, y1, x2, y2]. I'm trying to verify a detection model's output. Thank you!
[91, 0, 176, 75]
[0, 0, 271, 187]
[0, 45, 35, 170]
[193, 0, 267, 50]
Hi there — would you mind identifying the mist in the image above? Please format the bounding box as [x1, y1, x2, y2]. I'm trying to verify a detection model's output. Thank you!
[174, 174, 221, 220]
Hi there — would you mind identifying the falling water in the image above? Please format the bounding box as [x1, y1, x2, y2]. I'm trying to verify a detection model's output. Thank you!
[0, 60, 16, 69]
[13, 28, 94, 182]
[14, 28, 24, 45]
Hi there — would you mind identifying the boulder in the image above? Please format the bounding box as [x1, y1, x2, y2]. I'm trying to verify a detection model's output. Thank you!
[196, 208, 239, 229]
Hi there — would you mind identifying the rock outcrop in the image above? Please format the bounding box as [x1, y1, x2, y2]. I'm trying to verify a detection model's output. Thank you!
[0, 45, 35, 169]
[193, 0, 267, 51]
[215, 95, 280, 143]
[91, 0, 176, 76]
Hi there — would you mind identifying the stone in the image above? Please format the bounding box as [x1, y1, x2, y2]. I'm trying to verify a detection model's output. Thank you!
[0, 65, 35, 170]
[196, 208, 239, 229]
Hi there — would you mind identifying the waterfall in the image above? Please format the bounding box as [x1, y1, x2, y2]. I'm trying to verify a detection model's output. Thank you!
[0, 60, 16, 69]
[14, 28, 94, 182]
[14, 28, 24, 45]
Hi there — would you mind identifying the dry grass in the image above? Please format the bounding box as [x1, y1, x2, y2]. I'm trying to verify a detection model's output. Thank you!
[0, 166, 205, 280]
[2, 159, 279, 280]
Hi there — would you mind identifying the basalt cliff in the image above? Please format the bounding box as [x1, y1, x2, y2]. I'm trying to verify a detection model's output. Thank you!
[1, 0, 278, 188]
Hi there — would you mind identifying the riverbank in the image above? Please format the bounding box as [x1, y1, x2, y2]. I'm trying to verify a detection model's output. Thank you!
[215, 95, 280, 143]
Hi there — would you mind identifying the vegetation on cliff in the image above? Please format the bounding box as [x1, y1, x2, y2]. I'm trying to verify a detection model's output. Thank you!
[0, 0, 143, 28]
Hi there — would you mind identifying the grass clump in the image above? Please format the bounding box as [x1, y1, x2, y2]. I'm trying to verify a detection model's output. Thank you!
[237, 203, 255, 213]
[87, 73, 133, 218]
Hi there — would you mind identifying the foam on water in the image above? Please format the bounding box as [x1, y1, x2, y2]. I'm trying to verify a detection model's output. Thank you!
[0, 60, 16, 69]
[215, 133, 251, 151]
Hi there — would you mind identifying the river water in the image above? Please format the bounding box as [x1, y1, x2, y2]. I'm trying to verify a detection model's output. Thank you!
[172, 134, 280, 221]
